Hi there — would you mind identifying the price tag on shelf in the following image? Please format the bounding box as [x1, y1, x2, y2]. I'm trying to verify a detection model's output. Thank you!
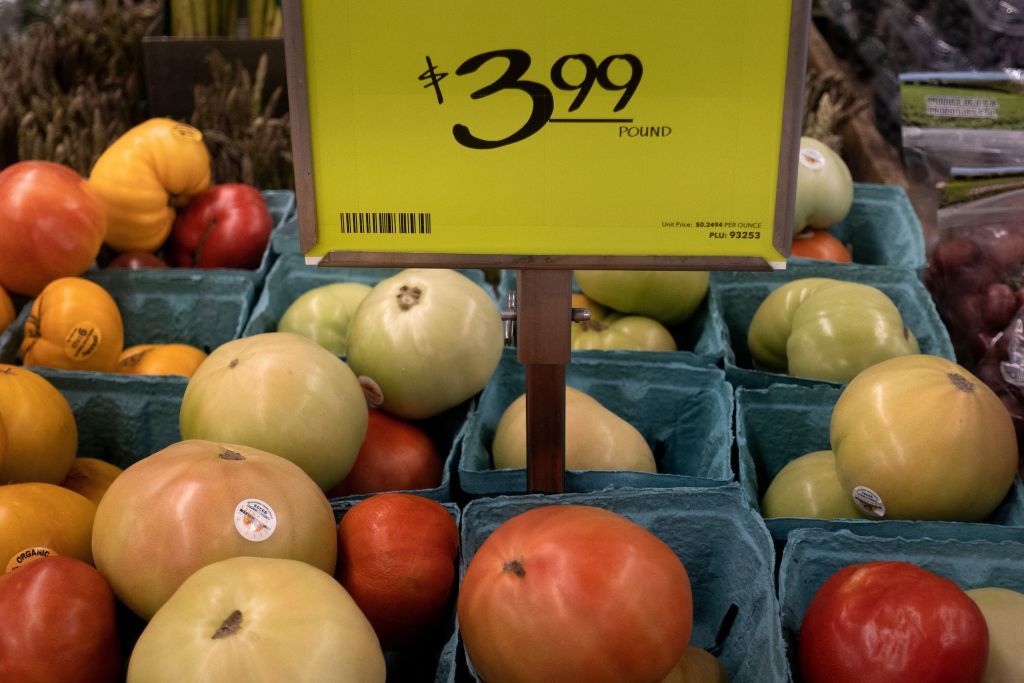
[284, 0, 809, 269]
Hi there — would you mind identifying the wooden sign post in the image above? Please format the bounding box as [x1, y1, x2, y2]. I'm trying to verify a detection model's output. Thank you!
[282, 0, 811, 493]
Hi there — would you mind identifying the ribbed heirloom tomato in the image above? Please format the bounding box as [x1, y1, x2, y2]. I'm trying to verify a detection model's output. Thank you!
[19, 277, 124, 373]
[458, 505, 693, 683]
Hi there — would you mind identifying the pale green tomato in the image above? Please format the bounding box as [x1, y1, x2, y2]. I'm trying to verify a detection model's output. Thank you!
[92, 439, 338, 620]
[831, 355, 1018, 521]
[747, 278, 839, 373]
[127, 557, 385, 683]
[572, 312, 677, 351]
[346, 269, 503, 420]
[748, 278, 919, 383]
[760, 450, 863, 520]
[179, 332, 368, 491]
[277, 282, 371, 355]
[493, 386, 656, 472]
[793, 136, 853, 230]
[965, 587, 1024, 683]
[574, 270, 709, 326]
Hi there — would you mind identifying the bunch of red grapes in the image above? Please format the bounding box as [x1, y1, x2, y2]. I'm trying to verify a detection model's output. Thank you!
[924, 224, 1024, 442]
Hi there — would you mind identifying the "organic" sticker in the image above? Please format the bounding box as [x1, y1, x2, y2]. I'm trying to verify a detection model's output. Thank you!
[5, 546, 58, 573]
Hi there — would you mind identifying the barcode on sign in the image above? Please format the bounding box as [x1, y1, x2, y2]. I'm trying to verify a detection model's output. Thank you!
[340, 212, 432, 234]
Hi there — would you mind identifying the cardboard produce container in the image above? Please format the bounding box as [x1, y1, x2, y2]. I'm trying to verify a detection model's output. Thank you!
[457, 348, 734, 497]
[98, 188, 295, 289]
[49, 370, 185, 469]
[735, 383, 1024, 543]
[710, 262, 954, 390]
[778, 528, 1024, 682]
[0, 269, 255, 370]
[794, 183, 926, 270]
[496, 269, 728, 368]
[243, 254, 496, 338]
[453, 486, 789, 683]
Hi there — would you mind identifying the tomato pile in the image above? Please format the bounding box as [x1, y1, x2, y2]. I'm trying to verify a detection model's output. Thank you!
[0, 118, 273, 305]
[2, 110, 1023, 683]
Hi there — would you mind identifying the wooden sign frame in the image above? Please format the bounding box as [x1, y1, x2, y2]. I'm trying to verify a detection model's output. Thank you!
[282, 0, 811, 272]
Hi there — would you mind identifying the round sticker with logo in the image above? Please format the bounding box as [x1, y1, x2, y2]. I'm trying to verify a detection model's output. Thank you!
[172, 124, 203, 143]
[359, 376, 385, 407]
[6, 546, 57, 573]
[234, 498, 277, 542]
[63, 322, 101, 361]
[852, 486, 886, 518]
[800, 147, 827, 171]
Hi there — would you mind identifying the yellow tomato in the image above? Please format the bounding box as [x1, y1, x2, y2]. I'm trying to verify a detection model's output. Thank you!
[0, 483, 96, 572]
[117, 343, 207, 377]
[20, 277, 124, 372]
[831, 355, 1018, 521]
[0, 286, 14, 331]
[88, 118, 212, 252]
[60, 457, 123, 507]
[0, 365, 77, 483]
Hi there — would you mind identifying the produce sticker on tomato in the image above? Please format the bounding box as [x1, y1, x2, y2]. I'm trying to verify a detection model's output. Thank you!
[286, 0, 808, 268]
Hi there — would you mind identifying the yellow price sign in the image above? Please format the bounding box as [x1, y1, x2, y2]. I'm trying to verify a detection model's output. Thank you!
[283, 0, 809, 270]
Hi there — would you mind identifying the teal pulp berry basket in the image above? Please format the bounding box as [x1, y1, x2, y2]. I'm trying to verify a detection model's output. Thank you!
[457, 347, 734, 497]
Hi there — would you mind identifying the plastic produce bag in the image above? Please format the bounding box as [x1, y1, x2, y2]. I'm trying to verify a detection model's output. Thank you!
[924, 222, 1024, 368]
[989, 308, 1024, 445]
[814, 0, 1024, 145]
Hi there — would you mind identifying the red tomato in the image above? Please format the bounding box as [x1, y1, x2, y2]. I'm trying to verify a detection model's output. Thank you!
[168, 184, 272, 269]
[799, 561, 988, 683]
[0, 161, 105, 296]
[0, 555, 121, 683]
[790, 228, 853, 263]
[336, 493, 458, 650]
[106, 251, 169, 269]
[458, 505, 693, 683]
[327, 409, 443, 496]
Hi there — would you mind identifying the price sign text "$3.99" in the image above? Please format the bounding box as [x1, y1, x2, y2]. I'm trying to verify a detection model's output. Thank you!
[419, 49, 643, 149]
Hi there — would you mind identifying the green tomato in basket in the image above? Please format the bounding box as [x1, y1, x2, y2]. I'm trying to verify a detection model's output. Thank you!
[346, 269, 503, 420]
[794, 136, 854, 231]
[761, 450, 864, 520]
[492, 386, 656, 473]
[570, 294, 676, 352]
[277, 282, 372, 356]
[747, 278, 919, 383]
[573, 270, 708, 326]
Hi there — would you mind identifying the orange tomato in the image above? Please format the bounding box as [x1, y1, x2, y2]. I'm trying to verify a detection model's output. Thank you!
[791, 229, 853, 263]
[117, 343, 207, 377]
[19, 277, 124, 372]
[0, 365, 77, 484]
[0, 286, 14, 331]
[0, 483, 96, 572]
[60, 458, 123, 507]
